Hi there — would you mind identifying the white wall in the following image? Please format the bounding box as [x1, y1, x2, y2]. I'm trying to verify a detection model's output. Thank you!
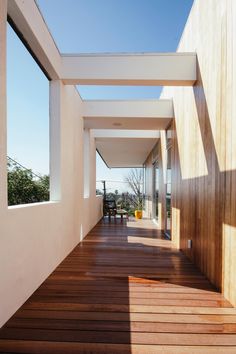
[0, 83, 103, 328]
[0, 3, 102, 327]
[78, 128, 103, 240]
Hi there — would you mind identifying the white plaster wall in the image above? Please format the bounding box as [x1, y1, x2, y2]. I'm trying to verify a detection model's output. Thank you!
[0, 84, 102, 328]
[81, 129, 103, 238]
[0, 1, 103, 327]
[82, 196, 103, 239]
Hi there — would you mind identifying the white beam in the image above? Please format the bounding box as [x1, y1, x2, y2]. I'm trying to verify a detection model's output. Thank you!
[62, 53, 196, 85]
[83, 99, 173, 130]
[7, 0, 61, 79]
[83, 99, 173, 118]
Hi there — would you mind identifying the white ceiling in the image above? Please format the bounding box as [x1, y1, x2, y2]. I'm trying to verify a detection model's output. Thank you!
[84, 101, 170, 166]
[96, 137, 158, 168]
[93, 129, 160, 138]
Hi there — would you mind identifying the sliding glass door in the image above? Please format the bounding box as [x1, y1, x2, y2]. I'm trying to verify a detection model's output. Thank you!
[153, 161, 159, 222]
[165, 129, 172, 237]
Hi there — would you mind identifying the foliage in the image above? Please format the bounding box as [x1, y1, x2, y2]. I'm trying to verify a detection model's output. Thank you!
[105, 192, 119, 202]
[124, 168, 143, 210]
[8, 159, 49, 206]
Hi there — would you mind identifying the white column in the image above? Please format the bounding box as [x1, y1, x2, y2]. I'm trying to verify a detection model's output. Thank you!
[49, 80, 62, 201]
[83, 128, 90, 198]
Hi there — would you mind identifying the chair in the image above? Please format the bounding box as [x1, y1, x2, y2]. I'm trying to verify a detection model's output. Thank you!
[103, 199, 117, 220]
[103, 199, 129, 222]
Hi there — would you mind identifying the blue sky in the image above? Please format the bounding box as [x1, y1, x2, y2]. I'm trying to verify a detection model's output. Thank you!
[37, 0, 193, 53]
[8, 0, 193, 190]
[7, 24, 49, 175]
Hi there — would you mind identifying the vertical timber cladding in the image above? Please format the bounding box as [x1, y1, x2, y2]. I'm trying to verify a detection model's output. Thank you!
[163, 0, 236, 305]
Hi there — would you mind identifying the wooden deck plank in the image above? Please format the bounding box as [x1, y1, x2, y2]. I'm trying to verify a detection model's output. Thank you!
[13, 310, 236, 324]
[1, 328, 236, 345]
[1, 341, 236, 354]
[4, 318, 236, 333]
[0, 219, 236, 353]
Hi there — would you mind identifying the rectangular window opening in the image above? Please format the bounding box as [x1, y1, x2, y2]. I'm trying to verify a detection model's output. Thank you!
[83, 129, 90, 198]
[7, 22, 50, 206]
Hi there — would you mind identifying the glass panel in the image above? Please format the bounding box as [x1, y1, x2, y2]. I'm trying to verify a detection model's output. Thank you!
[152, 161, 159, 221]
[142, 166, 146, 211]
[155, 164, 159, 220]
[166, 146, 171, 235]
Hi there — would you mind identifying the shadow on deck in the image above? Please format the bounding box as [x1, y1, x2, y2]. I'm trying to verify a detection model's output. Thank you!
[0, 218, 236, 353]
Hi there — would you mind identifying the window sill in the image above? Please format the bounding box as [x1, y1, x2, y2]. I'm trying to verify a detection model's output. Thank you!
[8, 200, 60, 210]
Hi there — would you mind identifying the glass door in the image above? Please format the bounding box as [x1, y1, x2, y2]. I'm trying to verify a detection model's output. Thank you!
[152, 161, 159, 222]
[165, 133, 172, 237]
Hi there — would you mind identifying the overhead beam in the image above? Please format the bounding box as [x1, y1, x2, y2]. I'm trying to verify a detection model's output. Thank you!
[83, 99, 173, 130]
[83, 99, 173, 118]
[62, 53, 196, 86]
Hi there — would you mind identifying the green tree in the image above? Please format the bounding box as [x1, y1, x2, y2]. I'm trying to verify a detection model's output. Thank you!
[8, 159, 49, 206]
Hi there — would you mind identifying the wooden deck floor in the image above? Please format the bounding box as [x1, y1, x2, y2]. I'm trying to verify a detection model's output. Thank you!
[1, 218, 236, 353]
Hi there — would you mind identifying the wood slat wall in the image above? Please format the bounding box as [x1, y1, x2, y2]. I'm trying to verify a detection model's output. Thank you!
[161, 0, 236, 306]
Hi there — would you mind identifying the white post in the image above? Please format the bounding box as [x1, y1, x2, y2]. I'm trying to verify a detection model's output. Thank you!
[83, 128, 90, 198]
[49, 80, 62, 201]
